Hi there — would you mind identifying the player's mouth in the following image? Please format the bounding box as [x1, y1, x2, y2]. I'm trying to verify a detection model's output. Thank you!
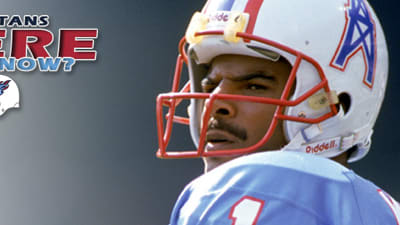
[205, 129, 238, 150]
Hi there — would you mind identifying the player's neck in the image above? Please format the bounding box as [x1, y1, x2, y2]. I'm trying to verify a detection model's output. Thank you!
[331, 152, 350, 168]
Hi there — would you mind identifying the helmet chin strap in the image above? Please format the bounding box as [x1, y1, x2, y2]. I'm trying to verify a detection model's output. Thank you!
[282, 112, 373, 161]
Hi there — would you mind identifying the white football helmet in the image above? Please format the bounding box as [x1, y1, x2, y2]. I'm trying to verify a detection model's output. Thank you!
[0, 74, 20, 116]
[156, 0, 388, 162]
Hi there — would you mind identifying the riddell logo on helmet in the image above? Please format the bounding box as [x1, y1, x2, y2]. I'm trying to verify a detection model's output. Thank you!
[209, 12, 230, 22]
[305, 140, 338, 153]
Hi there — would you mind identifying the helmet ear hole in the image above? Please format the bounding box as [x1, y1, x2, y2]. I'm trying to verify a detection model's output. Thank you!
[335, 92, 351, 115]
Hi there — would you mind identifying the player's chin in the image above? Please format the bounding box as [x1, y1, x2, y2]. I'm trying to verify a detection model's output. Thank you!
[203, 154, 239, 173]
[203, 142, 250, 172]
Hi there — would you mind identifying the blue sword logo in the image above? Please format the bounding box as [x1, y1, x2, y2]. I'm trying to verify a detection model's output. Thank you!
[330, 0, 377, 88]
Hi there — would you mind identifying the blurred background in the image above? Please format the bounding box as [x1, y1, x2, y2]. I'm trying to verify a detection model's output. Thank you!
[0, 0, 398, 224]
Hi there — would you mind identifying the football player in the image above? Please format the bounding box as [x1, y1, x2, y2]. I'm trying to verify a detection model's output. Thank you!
[156, 0, 400, 224]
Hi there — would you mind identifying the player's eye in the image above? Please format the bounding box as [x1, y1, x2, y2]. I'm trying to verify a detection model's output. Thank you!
[247, 83, 268, 91]
[201, 78, 217, 93]
[202, 84, 216, 93]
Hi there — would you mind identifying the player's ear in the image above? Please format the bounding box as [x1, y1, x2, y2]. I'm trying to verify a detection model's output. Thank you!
[335, 92, 351, 115]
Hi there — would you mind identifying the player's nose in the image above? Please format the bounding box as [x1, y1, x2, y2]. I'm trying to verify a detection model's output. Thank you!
[206, 80, 237, 118]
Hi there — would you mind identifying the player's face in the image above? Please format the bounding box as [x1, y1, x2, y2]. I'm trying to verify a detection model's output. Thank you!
[201, 54, 291, 172]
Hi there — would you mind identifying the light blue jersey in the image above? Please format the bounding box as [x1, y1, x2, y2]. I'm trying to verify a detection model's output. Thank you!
[170, 151, 400, 225]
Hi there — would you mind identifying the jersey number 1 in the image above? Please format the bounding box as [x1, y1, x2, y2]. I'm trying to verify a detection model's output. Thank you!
[229, 196, 265, 225]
